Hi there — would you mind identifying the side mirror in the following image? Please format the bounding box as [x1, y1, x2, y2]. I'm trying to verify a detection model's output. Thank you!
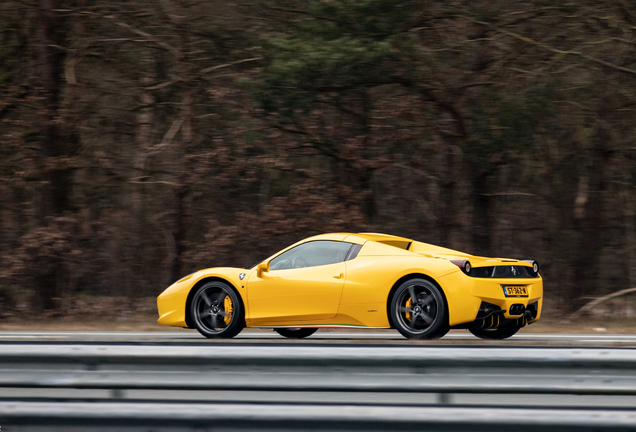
[257, 261, 270, 278]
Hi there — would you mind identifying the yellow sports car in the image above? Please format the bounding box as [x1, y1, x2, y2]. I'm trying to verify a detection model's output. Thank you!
[157, 233, 543, 339]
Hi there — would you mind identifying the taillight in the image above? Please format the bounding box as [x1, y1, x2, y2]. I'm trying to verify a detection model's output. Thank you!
[451, 259, 471, 275]
[523, 260, 540, 274]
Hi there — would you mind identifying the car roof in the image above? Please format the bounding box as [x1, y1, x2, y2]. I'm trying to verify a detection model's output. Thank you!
[304, 232, 471, 257]
[302, 232, 412, 244]
[351, 232, 413, 243]
[294, 233, 528, 267]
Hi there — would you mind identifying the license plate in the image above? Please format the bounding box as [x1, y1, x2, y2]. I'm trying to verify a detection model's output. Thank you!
[503, 285, 528, 297]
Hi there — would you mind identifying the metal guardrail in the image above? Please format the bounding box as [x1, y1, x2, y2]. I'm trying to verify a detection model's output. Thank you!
[3, 401, 636, 432]
[2, 345, 636, 394]
[1, 344, 636, 431]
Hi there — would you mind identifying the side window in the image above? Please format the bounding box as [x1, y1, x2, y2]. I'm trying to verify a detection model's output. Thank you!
[270, 241, 353, 270]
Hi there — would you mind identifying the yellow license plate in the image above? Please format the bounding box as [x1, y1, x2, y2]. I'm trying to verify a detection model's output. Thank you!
[503, 285, 528, 297]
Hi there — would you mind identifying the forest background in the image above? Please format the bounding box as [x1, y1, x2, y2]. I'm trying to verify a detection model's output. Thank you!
[1, 0, 636, 324]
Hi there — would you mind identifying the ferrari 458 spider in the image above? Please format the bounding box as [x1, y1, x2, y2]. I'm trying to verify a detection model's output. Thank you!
[157, 233, 543, 339]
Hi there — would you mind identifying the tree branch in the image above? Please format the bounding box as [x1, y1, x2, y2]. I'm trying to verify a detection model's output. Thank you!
[260, 5, 335, 22]
[199, 57, 263, 75]
[103, 15, 178, 54]
[569, 287, 636, 320]
[477, 20, 636, 76]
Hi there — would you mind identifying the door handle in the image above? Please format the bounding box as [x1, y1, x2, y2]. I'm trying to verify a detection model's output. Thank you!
[333, 273, 344, 279]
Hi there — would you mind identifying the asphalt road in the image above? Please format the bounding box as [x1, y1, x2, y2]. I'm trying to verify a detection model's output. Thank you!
[1, 330, 636, 345]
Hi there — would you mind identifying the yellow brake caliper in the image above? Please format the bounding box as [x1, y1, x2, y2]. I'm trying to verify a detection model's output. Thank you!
[405, 297, 412, 322]
[223, 295, 233, 325]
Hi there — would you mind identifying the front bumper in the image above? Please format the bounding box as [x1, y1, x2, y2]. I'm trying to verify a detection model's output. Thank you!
[156, 279, 193, 327]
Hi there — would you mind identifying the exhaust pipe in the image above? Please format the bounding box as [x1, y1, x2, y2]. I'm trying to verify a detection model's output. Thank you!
[509, 304, 525, 315]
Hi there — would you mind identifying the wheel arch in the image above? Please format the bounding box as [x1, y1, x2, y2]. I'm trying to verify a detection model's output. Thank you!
[385, 273, 449, 329]
[184, 277, 243, 329]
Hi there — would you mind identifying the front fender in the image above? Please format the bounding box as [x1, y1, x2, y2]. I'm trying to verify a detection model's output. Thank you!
[157, 267, 251, 327]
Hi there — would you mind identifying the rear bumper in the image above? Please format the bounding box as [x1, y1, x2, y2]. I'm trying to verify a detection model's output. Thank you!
[437, 269, 543, 327]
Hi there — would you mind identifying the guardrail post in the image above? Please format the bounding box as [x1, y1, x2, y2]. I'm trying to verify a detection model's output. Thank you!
[438, 393, 451, 405]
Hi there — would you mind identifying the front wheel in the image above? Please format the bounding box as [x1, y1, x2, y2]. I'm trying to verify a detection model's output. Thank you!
[274, 328, 318, 339]
[390, 278, 449, 339]
[191, 281, 244, 338]
[469, 325, 520, 340]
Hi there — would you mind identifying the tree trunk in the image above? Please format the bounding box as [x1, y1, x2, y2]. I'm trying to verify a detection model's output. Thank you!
[131, 50, 156, 296]
[38, 0, 68, 217]
[166, 0, 194, 283]
[572, 113, 611, 307]
[36, 0, 71, 310]
[625, 190, 636, 290]
[438, 139, 457, 247]
[471, 166, 493, 257]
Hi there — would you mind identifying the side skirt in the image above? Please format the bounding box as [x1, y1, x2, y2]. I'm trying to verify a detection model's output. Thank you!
[249, 324, 391, 329]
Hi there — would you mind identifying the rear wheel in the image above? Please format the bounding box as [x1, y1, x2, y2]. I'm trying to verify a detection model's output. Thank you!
[191, 281, 244, 338]
[469, 325, 520, 340]
[390, 278, 449, 339]
[274, 328, 318, 339]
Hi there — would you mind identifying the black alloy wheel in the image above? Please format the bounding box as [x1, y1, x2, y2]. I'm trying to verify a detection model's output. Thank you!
[391, 278, 449, 339]
[191, 281, 244, 338]
[469, 324, 521, 340]
[274, 328, 318, 339]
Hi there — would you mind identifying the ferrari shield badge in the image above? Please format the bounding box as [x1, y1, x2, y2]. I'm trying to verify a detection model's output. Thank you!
[239, 273, 246, 280]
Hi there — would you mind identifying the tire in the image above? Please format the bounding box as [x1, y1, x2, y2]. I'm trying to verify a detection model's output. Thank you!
[390, 278, 449, 339]
[469, 325, 520, 340]
[191, 281, 244, 338]
[274, 328, 318, 339]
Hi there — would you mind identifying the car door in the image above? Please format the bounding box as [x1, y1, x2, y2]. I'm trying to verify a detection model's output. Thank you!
[246, 240, 353, 324]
